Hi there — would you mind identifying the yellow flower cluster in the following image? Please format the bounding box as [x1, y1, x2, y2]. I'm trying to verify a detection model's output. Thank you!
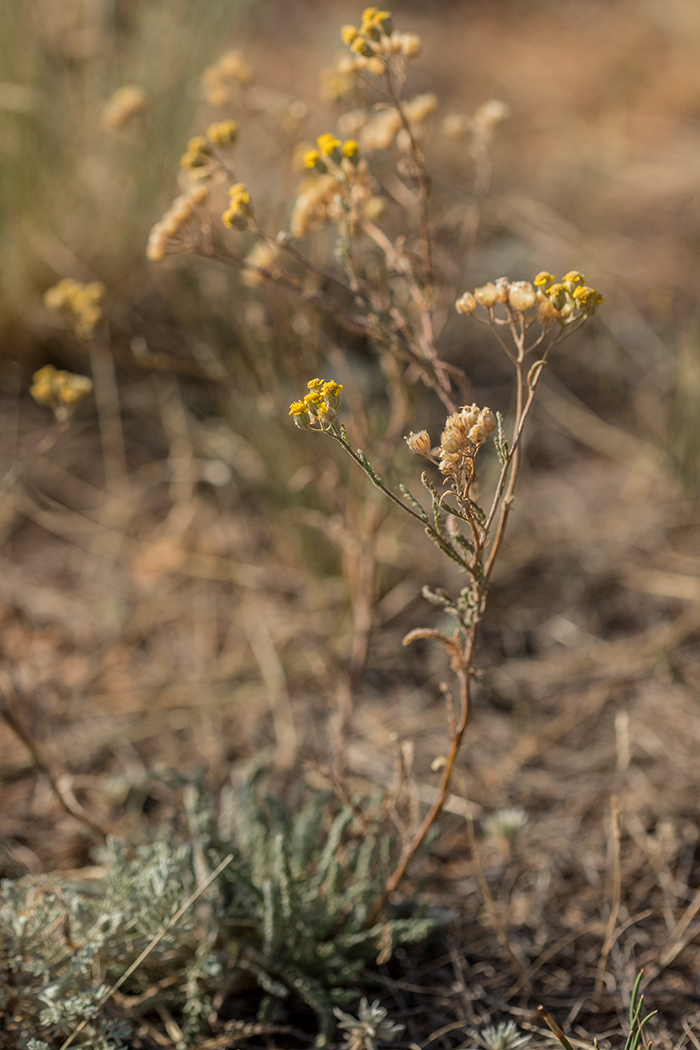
[222, 183, 251, 228]
[146, 183, 209, 261]
[289, 379, 344, 430]
[304, 133, 361, 170]
[30, 365, 93, 421]
[534, 271, 604, 318]
[455, 272, 603, 324]
[202, 50, 253, 107]
[334, 8, 422, 83]
[180, 134, 212, 170]
[43, 279, 105, 339]
[292, 133, 382, 237]
[101, 85, 146, 131]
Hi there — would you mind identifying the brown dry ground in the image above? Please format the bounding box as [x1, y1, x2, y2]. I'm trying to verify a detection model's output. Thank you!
[1, 1, 700, 1047]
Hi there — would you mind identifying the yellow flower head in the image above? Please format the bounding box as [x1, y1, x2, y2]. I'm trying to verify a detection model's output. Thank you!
[222, 183, 251, 228]
[342, 139, 360, 158]
[546, 282, 567, 310]
[340, 24, 358, 45]
[207, 119, 239, 145]
[102, 85, 146, 130]
[317, 133, 341, 156]
[180, 134, 212, 169]
[533, 271, 555, 287]
[30, 365, 93, 420]
[304, 148, 321, 169]
[572, 285, 604, 313]
[563, 270, 585, 284]
[361, 7, 391, 34]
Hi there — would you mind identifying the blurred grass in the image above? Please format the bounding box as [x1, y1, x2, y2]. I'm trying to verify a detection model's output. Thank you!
[0, 0, 257, 357]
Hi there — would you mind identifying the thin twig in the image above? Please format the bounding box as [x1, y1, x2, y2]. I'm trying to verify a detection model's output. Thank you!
[596, 795, 622, 995]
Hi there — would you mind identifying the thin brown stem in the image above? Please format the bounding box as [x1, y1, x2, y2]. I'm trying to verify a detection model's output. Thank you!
[0, 685, 110, 841]
[364, 652, 474, 929]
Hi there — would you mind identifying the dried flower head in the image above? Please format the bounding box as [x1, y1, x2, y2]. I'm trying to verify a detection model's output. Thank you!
[507, 281, 536, 312]
[438, 404, 495, 493]
[202, 49, 253, 106]
[471, 99, 511, 140]
[146, 183, 209, 261]
[455, 291, 477, 315]
[101, 84, 146, 130]
[473, 282, 499, 308]
[405, 430, 433, 457]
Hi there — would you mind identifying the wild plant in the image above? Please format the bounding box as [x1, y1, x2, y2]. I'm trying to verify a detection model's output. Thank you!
[145, 6, 603, 921]
[6, 6, 609, 1046]
[0, 773, 434, 1049]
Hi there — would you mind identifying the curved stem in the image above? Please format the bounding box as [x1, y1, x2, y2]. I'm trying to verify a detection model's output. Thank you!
[363, 653, 474, 929]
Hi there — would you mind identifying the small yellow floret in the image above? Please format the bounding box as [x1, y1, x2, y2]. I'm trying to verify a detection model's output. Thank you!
[317, 133, 341, 156]
[341, 25, 358, 45]
[304, 149, 321, 169]
[307, 378, 324, 390]
[180, 135, 211, 169]
[572, 285, 604, 313]
[342, 139, 360, 157]
[563, 270, 585, 284]
[534, 271, 555, 287]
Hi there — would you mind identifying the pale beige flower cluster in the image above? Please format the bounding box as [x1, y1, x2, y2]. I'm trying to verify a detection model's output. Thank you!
[146, 184, 209, 262]
[290, 160, 384, 239]
[43, 279, 105, 338]
[406, 403, 496, 490]
[202, 50, 253, 106]
[102, 85, 147, 131]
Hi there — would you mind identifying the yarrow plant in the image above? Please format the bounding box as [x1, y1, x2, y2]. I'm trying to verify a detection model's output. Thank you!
[145, 6, 604, 930]
[288, 265, 603, 923]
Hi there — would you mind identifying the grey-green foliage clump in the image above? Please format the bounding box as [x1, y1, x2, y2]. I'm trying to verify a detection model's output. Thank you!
[0, 771, 436, 1048]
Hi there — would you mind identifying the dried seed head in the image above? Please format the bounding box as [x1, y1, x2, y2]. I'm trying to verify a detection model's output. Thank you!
[473, 282, 498, 308]
[102, 85, 146, 130]
[399, 31, 422, 57]
[508, 281, 536, 312]
[455, 291, 477, 315]
[405, 430, 433, 456]
[494, 277, 510, 303]
[471, 99, 510, 139]
[403, 92, 438, 124]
